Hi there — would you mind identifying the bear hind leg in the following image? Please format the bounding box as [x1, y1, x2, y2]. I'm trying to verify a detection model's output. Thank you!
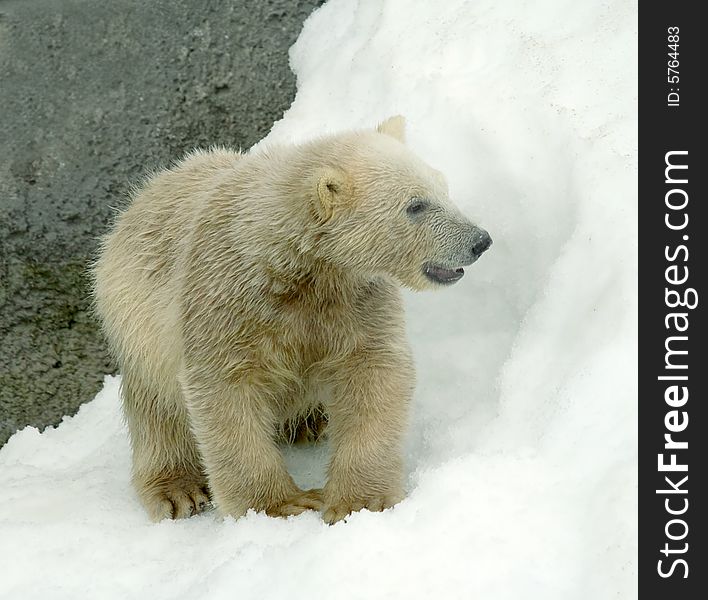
[121, 368, 210, 521]
[281, 405, 329, 445]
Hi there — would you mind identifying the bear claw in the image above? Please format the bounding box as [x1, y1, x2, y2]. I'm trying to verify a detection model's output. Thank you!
[138, 472, 212, 521]
[323, 494, 400, 524]
[265, 488, 324, 518]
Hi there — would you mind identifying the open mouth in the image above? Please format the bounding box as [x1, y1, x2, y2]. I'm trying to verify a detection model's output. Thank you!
[423, 264, 465, 285]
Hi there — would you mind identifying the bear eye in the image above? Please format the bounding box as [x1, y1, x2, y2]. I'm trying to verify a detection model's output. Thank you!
[406, 198, 428, 216]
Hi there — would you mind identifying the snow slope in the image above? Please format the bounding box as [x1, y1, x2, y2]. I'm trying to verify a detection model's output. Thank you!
[0, 0, 637, 598]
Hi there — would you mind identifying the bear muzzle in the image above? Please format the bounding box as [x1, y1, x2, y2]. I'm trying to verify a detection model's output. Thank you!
[471, 229, 493, 258]
[423, 227, 492, 285]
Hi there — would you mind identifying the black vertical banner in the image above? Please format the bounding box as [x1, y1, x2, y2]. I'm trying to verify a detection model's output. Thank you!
[639, 2, 705, 598]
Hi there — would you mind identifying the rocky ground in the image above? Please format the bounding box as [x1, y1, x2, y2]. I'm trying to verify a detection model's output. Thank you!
[0, 0, 323, 445]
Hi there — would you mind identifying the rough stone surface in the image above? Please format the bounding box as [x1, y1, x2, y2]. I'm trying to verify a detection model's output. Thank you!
[0, 0, 322, 445]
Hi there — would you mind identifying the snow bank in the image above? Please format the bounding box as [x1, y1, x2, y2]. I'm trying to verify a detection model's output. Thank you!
[0, 0, 637, 598]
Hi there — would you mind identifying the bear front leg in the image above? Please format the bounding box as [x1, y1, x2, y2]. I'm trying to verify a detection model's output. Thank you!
[122, 367, 211, 521]
[182, 378, 323, 518]
[323, 356, 414, 524]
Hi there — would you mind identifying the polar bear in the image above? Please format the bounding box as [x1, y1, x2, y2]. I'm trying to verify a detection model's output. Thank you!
[92, 116, 491, 523]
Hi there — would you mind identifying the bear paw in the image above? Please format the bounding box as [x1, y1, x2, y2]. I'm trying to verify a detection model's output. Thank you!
[137, 471, 212, 521]
[323, 493, 401, 525]
[265, 488, 324, 517]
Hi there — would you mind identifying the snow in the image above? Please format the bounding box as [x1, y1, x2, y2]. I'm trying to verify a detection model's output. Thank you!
[0, 0, 637, 598]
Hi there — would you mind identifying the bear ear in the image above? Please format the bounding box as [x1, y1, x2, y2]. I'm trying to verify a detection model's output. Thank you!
[376, 115, 406, 143]
[314, 167, 352, 222]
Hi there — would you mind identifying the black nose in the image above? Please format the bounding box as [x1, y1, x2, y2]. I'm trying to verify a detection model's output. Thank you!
[472, 230, 492, 256]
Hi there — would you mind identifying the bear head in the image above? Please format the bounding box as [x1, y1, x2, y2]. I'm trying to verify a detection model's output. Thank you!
[306, 115, 492, 291]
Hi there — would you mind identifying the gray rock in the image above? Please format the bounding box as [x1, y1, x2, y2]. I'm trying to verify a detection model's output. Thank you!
[0, 0, 323, 445]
